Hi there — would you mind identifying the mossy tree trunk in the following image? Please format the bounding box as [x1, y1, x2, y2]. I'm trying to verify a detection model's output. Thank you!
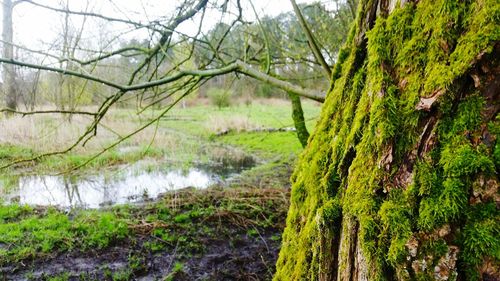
[275, 0, 499, 280]
[289, 92, 310, 148]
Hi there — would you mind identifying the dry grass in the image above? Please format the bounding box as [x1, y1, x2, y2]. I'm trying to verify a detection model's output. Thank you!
[119, 187, 290, 235]
[204, 115, 259, 134]
[0, 106, 180, 153]
[253, 98, 291, 107]
[161, 187, 290, 228]
[0, 114, 94, 152]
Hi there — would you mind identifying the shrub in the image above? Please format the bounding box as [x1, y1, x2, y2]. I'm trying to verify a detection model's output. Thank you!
[207, 88, 231, 109]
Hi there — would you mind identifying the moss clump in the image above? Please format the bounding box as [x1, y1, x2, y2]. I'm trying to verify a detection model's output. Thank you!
[378, 190, 413, 265]
[275, 0, 499, 279]
[460, 203, 500, 280]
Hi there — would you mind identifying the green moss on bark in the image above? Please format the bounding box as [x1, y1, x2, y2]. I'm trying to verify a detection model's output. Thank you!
[275, 0, 499, 280]
[289, 92, 311, 148]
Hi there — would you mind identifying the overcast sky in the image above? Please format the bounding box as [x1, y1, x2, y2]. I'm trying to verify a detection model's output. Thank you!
[4, 0, 333, 51]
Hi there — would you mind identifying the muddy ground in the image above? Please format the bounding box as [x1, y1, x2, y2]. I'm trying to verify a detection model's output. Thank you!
[2, 227, 280, 281]
[0, 188, 288, 281]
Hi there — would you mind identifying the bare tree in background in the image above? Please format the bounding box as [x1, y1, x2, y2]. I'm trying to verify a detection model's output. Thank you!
[2, 0, 18, 111]
[0, 0, 355, 168]
[55, 0, 90, 118]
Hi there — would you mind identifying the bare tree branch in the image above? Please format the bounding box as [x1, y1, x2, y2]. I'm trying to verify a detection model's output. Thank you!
[0, 108, 97, 116]
[290, 0, 332, 78]
[0, 55, 326, 103]
[127, 0, 209, 85]
[235, 60, 325, 102]
[0, 57, 126, 90]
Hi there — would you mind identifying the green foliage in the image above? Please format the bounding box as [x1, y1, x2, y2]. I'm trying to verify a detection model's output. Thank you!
[440, 143, 495, 177]
[414, 160, 438, 196]
[73, 212, 129, 249]
[255, 83, 276, 98]
[173, 213, 191, 224]
[0, 204, 33, 223]
[112, 269, 132, 281]
[164, 262, 185, 281]
[0, 144, 34, 161]
[221, 131, 303, 159]
[271, 234, 281, 241]
[418, 177, 467, 230]
[490, 117, 500, 170]
[162, 100, 320, 138]
[378, 190, 413, 264]
[247, 228, 259, 237]
[207, 88, 231, 109]
[47, 273, 70, 281]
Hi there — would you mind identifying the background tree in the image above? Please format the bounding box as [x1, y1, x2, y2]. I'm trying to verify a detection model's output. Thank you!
[0, 0, 354, 155]
[2, 0, 18, 111]
[53, 0, 91, 115]
[195, 0, 355, 145]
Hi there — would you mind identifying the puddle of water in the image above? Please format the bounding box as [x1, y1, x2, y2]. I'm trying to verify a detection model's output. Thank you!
[3, 167, 218, 209]
[0, 145, 257, 209]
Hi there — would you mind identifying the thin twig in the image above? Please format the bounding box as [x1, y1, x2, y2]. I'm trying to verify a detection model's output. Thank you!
[0, 108, 97, 116]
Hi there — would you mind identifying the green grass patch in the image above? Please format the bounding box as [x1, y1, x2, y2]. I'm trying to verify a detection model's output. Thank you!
[0, 207, 129, 264]
[161, 101, 320, 138]
[220, 131, 303, 159]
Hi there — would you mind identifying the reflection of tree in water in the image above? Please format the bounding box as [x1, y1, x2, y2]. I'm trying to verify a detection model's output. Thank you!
[39, 177, 57, 204]
[101, 175, 113, 206]
[10, 165, 231, 207]
[61, 175, 108, 207]
[62, 176, 83, 207]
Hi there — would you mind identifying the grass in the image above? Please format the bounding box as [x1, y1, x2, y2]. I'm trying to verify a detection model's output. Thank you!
[164, 262, 185, 281]
[0, 98, 318, 279]
[163, 98, 319, 137]
[220, 131, 304, 159]
[0, 207, 129, 263]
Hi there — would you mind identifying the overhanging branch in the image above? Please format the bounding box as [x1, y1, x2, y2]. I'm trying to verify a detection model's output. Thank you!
[235, 61, 325, 102]
[290, 0, 332, 79]
[0, 57, 325, 102]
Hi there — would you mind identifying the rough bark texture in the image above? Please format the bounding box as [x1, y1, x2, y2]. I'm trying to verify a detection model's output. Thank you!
[2, 0, 17, 110]
[289, 92, 310, 148]
[275, 0, 499, 280]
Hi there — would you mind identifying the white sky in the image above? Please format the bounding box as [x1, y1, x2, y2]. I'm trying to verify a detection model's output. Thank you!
[5, 0, 330, 52]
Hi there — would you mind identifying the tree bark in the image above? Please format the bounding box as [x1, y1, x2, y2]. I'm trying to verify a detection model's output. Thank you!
[275, 0, 499, 280]
[2, 0, 17, 111]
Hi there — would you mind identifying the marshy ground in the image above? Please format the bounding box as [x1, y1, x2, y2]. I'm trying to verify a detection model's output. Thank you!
[0, 99, 320, 280]
[1, 188, 288, 281]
